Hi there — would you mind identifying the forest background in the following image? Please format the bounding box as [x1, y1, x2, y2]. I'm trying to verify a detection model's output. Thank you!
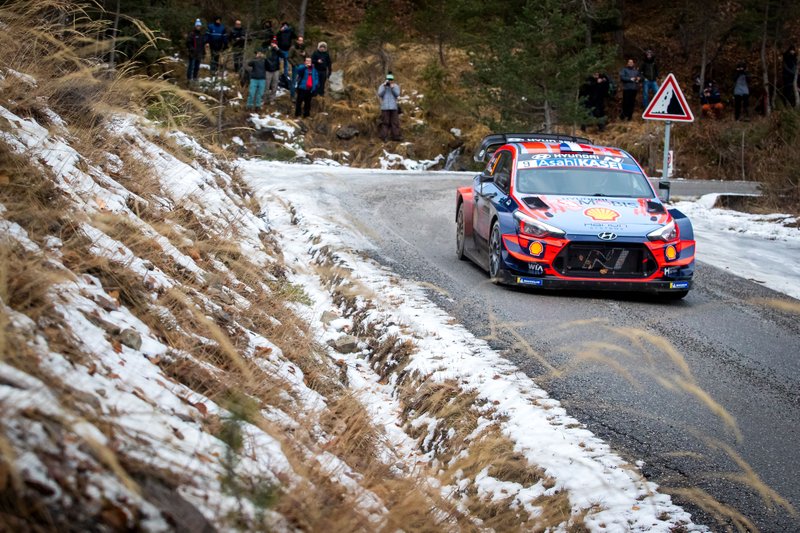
[73, 0, 800, 210]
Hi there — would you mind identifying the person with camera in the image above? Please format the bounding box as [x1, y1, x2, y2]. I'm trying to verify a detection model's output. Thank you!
[377, 72, 402, 142]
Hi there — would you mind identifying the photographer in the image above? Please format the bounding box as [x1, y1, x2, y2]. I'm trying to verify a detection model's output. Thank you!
[377, 72, 401, 142]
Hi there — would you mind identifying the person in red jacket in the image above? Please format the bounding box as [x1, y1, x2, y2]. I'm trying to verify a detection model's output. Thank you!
[294, 57, 319, 118]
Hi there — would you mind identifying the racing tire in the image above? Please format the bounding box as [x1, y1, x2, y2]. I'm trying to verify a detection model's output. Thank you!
[660, 290, 689, 301]
[456, 203, 467, 260]
[488, 222, 504, 284]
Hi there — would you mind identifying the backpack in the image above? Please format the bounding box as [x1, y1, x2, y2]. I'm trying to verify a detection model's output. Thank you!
[278, 73, 290, 89]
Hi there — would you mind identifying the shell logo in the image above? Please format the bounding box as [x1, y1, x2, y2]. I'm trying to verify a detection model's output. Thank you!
[584, 207, 621, 221]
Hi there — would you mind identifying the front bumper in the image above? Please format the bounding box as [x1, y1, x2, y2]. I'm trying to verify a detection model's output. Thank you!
[500, 272, 693, 293]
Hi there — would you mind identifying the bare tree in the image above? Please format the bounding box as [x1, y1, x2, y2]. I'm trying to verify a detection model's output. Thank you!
[760, 0, 771, 116]
[298, 0, 308, 36]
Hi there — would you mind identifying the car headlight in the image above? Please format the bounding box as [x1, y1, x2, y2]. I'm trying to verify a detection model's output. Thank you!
[513, 211, 565, 238]
[647, 220, 678, 242]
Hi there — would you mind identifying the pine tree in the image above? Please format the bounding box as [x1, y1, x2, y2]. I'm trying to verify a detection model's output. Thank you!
[472, 0, 612, 132]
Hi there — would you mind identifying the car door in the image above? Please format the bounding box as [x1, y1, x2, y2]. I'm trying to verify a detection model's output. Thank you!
[474, 150, 512, 253]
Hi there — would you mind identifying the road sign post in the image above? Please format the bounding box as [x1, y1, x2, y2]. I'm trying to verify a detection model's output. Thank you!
[662, 120, 671, 182]
[642, 73, 694, 202]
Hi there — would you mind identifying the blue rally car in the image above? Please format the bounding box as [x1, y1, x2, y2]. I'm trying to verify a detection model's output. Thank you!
[456, 133, 695, 299]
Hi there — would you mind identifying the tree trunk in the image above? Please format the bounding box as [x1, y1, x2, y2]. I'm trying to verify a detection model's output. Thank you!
[698, 31, 708, 119]
[298, 0, 308, 36]
[379, 44, 391, 75]
[543, 99, 553, 133]
[760, 0, 771, 116]
[438, 34, 446, 67]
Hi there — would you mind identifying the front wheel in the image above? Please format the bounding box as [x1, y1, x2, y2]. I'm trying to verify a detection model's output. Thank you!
[456, 203, 467, 260]
[489, 222, 504, 284]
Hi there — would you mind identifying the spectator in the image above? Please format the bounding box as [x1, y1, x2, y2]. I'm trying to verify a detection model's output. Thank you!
[619, 58, 641, 120]
[641, 50, 659, 109]
[580, 72, 610, 131]
[229, 19, 246, 75]
[312, 42, 332, 97]
[205, 16, 228, 77]
[276, 21, 297, 78]
[733, 63, 750, 121]
[264, 39, 282, 105]
[782, 44, 797, 107]
[700, 81, 724, 118]
[260, 19, 275, 50]
[246, 50, 267, 111]
[185, 19, 205, 82]
[288, 35, 307, 100]
[378, 72, 402, 142]
[294, 57, 319, 118]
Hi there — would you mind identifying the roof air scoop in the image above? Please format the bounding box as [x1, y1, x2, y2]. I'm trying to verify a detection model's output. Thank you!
[646, 200, 666, 213]
[522, 196, 550, 209]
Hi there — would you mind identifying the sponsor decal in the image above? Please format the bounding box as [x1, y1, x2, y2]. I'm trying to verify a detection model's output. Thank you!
[584, 222, 629, 230]
[518, 158, 625, 170]
[670, 281, 689, 289]
[516, 277, 544, 286]
[584, 207, 621, 221]
[562, 197, 638, 207]
[529, 241, 545, 257]
[528, 263, 545, 275]
[665, 244, 678, 261]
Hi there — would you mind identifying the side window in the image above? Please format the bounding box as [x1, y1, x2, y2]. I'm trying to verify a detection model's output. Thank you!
[493, 151, 512, 193]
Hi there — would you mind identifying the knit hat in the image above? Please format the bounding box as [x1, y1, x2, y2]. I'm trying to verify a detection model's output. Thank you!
[318, 41, 328, 50]
[194, 19, 202, 27]
[386, 73, 394, 80]
[271, 36, 278, 46]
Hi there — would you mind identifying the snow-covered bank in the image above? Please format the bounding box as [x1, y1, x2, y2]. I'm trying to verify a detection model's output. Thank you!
[674, 194, 800, 300]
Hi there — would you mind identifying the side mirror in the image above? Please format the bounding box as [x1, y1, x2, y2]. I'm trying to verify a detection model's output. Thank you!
[479, 172, 494, 183]
[658, 180, 671, 202]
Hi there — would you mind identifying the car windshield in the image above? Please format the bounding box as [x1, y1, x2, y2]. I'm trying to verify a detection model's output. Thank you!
[515, 168, 654, 198]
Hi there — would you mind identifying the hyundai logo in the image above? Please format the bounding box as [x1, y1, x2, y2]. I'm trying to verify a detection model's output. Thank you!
[598, 232, 618, 240]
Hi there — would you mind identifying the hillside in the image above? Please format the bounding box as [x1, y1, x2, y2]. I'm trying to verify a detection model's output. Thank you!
[126, 0, 799, 211]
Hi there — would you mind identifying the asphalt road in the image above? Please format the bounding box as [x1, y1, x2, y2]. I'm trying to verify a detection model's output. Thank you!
[260, 168, 798, 531]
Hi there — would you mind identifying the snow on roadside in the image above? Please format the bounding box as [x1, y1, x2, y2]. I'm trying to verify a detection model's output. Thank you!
[673, 194, 800, 300]
[245, 161, 703, 531]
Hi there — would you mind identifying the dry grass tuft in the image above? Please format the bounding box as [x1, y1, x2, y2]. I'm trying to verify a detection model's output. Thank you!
[667, 487, 757, 532]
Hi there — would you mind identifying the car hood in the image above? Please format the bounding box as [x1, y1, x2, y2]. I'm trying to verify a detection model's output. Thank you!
[519, 194, 671, 237]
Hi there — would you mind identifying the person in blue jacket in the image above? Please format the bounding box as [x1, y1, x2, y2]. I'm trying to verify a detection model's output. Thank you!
[205, 16, 228, 76]
[294, 57, 319, 118]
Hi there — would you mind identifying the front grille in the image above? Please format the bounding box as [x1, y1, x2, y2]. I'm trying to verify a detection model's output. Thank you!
[553, 242, 657, 278]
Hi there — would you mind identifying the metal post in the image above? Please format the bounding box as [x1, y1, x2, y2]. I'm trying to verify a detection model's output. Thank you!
[661, 120, 672, 202]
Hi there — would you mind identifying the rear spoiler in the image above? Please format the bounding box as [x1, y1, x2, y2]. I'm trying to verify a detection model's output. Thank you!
[473, 132, 593, 162]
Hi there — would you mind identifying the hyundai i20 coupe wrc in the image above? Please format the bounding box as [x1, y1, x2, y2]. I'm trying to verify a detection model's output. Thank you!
[456, 133, 695, 299]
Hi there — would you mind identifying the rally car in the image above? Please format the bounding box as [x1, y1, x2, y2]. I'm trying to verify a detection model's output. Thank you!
[456, 133, 695, 299]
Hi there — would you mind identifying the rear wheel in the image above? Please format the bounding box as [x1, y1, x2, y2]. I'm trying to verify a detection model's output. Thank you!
[456, 203, 467, 260]
[489, 222, 504, 284]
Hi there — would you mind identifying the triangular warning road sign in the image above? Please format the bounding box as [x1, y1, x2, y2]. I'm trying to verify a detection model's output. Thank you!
[642, 73, 694, 122]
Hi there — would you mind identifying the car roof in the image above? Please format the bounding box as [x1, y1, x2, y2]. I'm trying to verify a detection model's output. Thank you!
[474, 133, 630, 162]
